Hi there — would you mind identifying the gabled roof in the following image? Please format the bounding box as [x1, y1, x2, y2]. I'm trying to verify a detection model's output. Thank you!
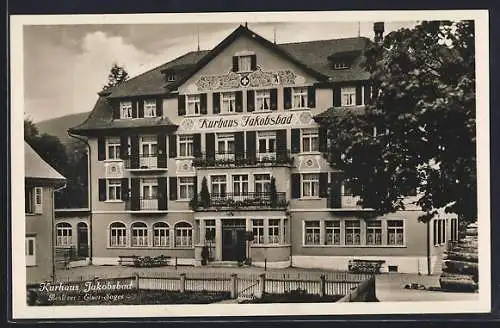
[25, 142, 66, 182]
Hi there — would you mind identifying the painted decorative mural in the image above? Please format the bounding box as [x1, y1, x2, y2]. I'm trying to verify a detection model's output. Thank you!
[104, 162, 123, 178]
[195, 66, 299, 92]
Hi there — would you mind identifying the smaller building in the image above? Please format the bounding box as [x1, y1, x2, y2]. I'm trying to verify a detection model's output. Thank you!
[54, 208, 91, 268]
[25, 142, 66, 284]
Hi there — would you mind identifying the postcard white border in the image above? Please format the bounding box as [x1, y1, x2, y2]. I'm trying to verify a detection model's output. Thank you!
[11, 10, 490, 319]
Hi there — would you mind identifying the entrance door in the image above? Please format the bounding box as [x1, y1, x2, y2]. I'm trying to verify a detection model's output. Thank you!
[77, 222, 89, 258]
[222, 219, 246, 261]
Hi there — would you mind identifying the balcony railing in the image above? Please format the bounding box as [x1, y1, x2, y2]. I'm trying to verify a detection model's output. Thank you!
[126, 196, 164, 211]
[327, 194, 363, 209]
[192, 150, 294, 168]
[124, 154, 168, 170]
[191, 192, 288, 211]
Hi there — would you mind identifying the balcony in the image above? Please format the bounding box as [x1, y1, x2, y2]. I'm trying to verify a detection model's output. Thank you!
[191, 192, 288, 211]
[192, 151, 294, 169]
[327, 193, 364, 209]
[126, 196, 166, 212]
[124, 154, 168, 172]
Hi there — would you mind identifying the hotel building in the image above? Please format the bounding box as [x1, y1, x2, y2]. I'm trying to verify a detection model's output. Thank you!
[68, 24, 459, 274]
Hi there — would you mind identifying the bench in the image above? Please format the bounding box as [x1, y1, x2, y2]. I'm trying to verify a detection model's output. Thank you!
[348, 259, 385, 274]
[118, 255, 139, 266]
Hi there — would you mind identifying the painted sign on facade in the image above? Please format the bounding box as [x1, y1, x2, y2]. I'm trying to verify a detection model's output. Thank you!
[178, 110, 317, 133]
[195, 67, 301, 92]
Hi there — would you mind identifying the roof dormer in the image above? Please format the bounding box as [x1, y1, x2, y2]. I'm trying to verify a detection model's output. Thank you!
[327, 50, 361, 70]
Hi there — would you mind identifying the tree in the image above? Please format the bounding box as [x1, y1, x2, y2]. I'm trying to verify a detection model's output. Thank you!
[200, 177, 211, 209]
[318, 20, 476, 223]
[269, 177, 278, 208]
[102, 63, 129, 91]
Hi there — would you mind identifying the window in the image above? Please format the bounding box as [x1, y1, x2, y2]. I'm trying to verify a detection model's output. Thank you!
[186, 95, 200, 115]
[107, 179, 122, 201]
[255, 90, 271, 111]
[211, 175, 227, 196]
[153, 222, 170, 247]
[451, 218, 459, 241]
[304, 221, 321, 245]
[205, 220, 216, 242]
[254, 174, 271, 194]
[292, 87, 308, 108]
[216, 133, 235, 156]
[25, 187, 42, 214]
[167, 72, 176, 82]
[301, 129, 319, 153]
[232, 175, 248, 196]
[238, 55, 252, 72]
[56, 223, 72, 247]
[221, 92, 236, 113]
[120, 101, 133, 119]
[131, 222, 148, 247]
[140, 136, 157, 157]
[257, 131, 276, 155]
[345, 220, 361, 245]
[175, 222, 193, 247]
[387, 220, 404, 245]
[178, 135, 194, 157]
[110, 222, 127, 247]
[141, 178, 158, 200]
[252, 219, 264, 244]
[333, 62, 349, 70]
[25, 236, 36, 266]
[302, 173, 319, 198]
[178, 177, 195, 200]
[366, 220, 383, 245]
[107, 137, 121, 160]
[268, 219, 281, 244]
[325, 220, 341, 245]
[144, 99, 157, 117]
[341, 87, 356, 106]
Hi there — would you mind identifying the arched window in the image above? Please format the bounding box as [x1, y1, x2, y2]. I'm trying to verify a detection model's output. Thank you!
[56, 222, 72, 247]
[153, 222, 170, 247]
[110, 222, 126, 247]
[131, 222, 148, 247]
[175, 222, 192, 247]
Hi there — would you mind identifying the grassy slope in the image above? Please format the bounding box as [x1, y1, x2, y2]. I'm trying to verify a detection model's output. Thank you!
[35, 112, 90, 146]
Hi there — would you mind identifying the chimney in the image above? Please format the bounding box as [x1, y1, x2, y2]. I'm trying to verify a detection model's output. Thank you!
[374, 22, 384, 43]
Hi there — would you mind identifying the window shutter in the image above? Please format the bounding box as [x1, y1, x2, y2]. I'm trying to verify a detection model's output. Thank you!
[270, 88, 278, 111]
[319, 172, 329, 198]
[206, 133, 215, 160]
[319, 127, 327, 152]
[130, 178, 140, 210]
[200, 93, 207, 114]
[232, 56, 239, 72]
[158, 177, 168, 210]
[120, 136, 128, 159]
[112, 101, 120, 119]
[130, 135, 140, 169]
[156, 98, 163, 117]
[169, 177, 177, 200]
[307, 86, 316, 108]
[250, 55, 257, 70]
[356, 85, 362, 105]
[247, 90, 255, 112]
[283, 87, 292, 109]
[34, 187, 43, 214]
[98, 179, 107, 201]
[168, 135, 177, 158]
[276, 129, 287, 158]
[235, 91, 243, 112]
[291, 129, 301, 154]
[334, 88, 341, 107]
[132, 100, 138, 118]
[212, 93, 220, 114]
[121, 178, 129, 201]
[97, 137, 106, 161]
[234, 132, 244, 159]
[193, 134, 201, 158]
[291, 174, 301, 199]
[246, 131, 256, 161]
[157, 134, 167, 168]
[138, 100, 144, 118]
[178, 95, 186, 116]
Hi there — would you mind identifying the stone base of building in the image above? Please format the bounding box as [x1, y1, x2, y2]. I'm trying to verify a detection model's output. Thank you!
[252, 260, 291, 269]
[291, 255, 439, 274]
[91, 257, 196, 267]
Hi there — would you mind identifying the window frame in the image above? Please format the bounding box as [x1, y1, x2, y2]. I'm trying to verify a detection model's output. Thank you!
[141, 178, 158, 200]
[341, 87, 356, 107]
[210, 175, 227, 196]
[221, 92, 236, 113]
[325, 220, 341, 245]
[366, 220, 383, 246]
[232, 174, 249, 196]
[107, 179, 122, 201]
[106, 137, 121, 160]
[178, 135, 194, 158]
[238, 55, 252, 73]
[255, 89, 271, 112]
[186, 94, 201, 116]
[120, 101, 133, 119]
[292, 87, 308, 109]
[56, 223, 73, 247]
[204, 219, 216, 243]
[387, 219, 405, 246]
[216, 133, 235, 155]
[257, 131, 276, 155]
[178, 176, 195, 200]
[252, 219, 265, 244]
[254, 173, 271, 194]
[304, 220, 321, 245]
[143, 99, 157, 118]
[268, 219, 281, 244]
[301, 173, 319, 198]
[25, 236, 36, 266]
[301, 128, 320, 153]
[131, 222, 148, 247]
[109, 222, 127, 247]
[345, 219, 361, 246]
[153, 222, 170, 247]
[175, 222, 193, 247]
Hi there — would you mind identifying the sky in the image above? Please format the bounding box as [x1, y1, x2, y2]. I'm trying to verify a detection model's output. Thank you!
[23, 21, 418, 122]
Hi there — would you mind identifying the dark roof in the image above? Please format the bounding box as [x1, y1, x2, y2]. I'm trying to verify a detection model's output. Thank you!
[25, 142, 66, 182]
[72, 26, 372, 134]
[69, 96, 177, 135]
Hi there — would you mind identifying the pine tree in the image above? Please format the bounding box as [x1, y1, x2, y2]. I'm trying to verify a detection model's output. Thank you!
[200, 176, 211, 209]
[270, 176, 278, 208]
[102, 63, 129, 91]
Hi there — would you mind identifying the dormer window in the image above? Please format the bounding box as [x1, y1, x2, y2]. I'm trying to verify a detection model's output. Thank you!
[333, 62, 349, 70]
[120, 101, 133, 119]
[144, 99, 157, 117]
[167, 73, 176, 82]
[233, 53, 257, 72]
